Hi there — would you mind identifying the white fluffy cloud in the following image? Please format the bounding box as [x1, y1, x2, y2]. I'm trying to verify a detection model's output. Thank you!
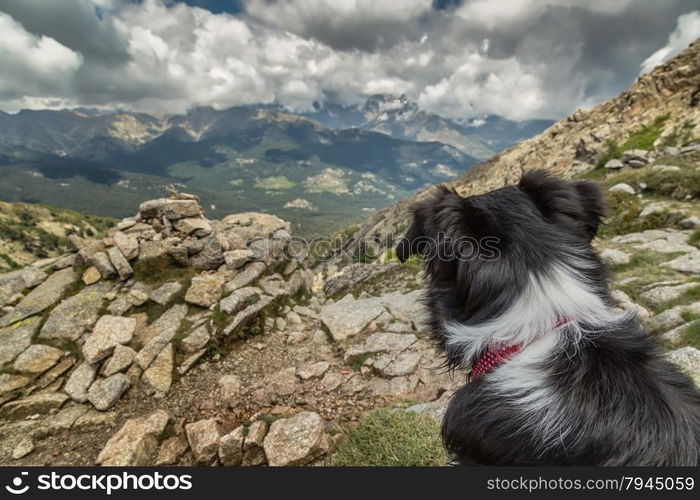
[0, 0, 698, 119]
[640, 11, 700, 74]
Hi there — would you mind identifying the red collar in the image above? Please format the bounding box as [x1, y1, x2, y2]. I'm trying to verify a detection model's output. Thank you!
[469, 317, 570, 381]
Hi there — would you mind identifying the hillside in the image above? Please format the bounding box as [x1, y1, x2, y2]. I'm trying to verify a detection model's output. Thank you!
[0, 201, 114, 272]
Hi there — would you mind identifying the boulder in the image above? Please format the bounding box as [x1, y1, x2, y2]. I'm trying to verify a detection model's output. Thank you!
[149, 282, 183, 306]
[174, 217, 212, 237]
[185, 418, 221, 464]
[0, 373, 31, 396]
[64, 362, 98, 403]
[91, 251, 117, 279]
[185, 275, 225, 308]
[0, 268, 78, 327]
[222, 294, 274, 335]
[107, 247, 133, 281]
[219, 287, 261, 315]
[113, 231, 139, 260]
[679, 216, 700, 229]
[0, 268, 47, 308]
[603, 159, 624, 169]
[39, 282, 110, 341]
[621, 149, 649, 164]
[666, 347, 700, 386]
[608, 183, 635, 195]
[87, 374, 131, 410]
[142, 343, 173, 395]
[662, 251, 700, 274]
[225, 262, 266, 292]
[155, 436, 189, 466]
[0, 316, 41, 365]
[135, 304, 188, 369]
[97, 410, 169, 466]
[297, 362, 331, 381]
[81, 266, 101, 285]
[263, 412, 329, 466]
[344, 332, 418, 363]
[0, 392, 68, 420]
[600, 248, 631, 266]
[181, 325, 211, 353]
[219, 426, 245, 466]
[319, 294, 386, 341]
[224, 249, 255, 270]
[13, 344, 63, 375]
[242, 420, 268, 466]
[82, 315, 137, 364]
[640, 283, 697, 308]
[103, 345, 137, 376]
[139, 198, 202, 220]
[220, 212, 290, 241]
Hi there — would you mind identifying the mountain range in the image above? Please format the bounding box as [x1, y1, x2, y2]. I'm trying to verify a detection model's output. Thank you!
[0, 96, 551, 235]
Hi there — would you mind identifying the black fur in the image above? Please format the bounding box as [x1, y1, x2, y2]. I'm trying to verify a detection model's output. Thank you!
[397, 170, 700, 465]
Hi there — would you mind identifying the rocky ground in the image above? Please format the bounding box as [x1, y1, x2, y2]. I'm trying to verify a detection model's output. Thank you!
[0, 194, 461, 466]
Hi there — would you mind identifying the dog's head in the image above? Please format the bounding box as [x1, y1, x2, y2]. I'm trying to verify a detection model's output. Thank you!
[396, 170, 607, 360]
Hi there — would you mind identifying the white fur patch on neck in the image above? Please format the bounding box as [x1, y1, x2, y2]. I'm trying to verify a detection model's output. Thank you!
[443, 264, 623, 366]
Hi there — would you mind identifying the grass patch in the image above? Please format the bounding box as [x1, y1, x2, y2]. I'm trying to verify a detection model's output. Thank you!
[688, 230, 700, 249]
[620, 114, 670, 151]
[677, 320, 700, 350]
[131, 257, 196, 285]
[333, 408, 448, 466]
[602, 164, 700, 200]
[611, 250, 684, 302]
[599, 191, 686, 238]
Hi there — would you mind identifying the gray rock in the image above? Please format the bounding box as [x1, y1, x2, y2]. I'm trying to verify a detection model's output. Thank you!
[621, 149, 649, 164]
[222, 294, 274, 335]
[81, 266, 101, 285]
[174, 217, 212, 237]
[407, 392, 452, 422]
[344, 332, 418, 363]
[319, 294, 386, 341]
[662, 251, 700, 274]
[13, 344, 63, 375]
[610, 290, 651, 319]
[641, 283, 697, 308]
[188, 234, 225, 270]
[113, 231, 139, 260]
[39, 282, 110, 341]
[135, 304, 188, 369]
[185, 418, 221, 464]
[219, 286, 261, 315]
[185, 275, 225, 307]
[225, 262, 266, 292]
[82, 315, 137, 364]
[219, 426, 245, 466]
[258, 274, 288, 298]
[603, 159, 624, 169]
[0, 268, 78, 327]
[223, 249, 255, 270]
[0, 373, 31, 396]
[220, 212, 290, 241]
[107, 247, 133, 281]
[679, 216, 700, 230]
[378, 290, 426, 327]
[149, 282, 183, 306]
[139, 198, 202, 220]
[297, 362, 331, 380]
[181, 325, 210, 353]
[647, 303, 700, 334]
[379, 351, 422, 377]
[103, 345, 136, 376]
[243, 420, 268, 466]
[661, 320, 698, 345]
[142, 343, 173, 395]
[177, 349, 206, 375]
[600, 248, 631, 266]
[64, 362, 98, 403]
[0, 316, 41, 365]
[91, 251, 116, 279]
[11, 437, 35, 460]
[97, 410, 169, 465]
[0, 392, 68, 420]
[666, 347, 700, 386]
[608, 183, 635, 195]
[0, 268, 47, 308]
[87, 374, 131, 410]
[652, 164, 681, 172]
[263, 412, 329, 466]
[155, 435, 189, 466]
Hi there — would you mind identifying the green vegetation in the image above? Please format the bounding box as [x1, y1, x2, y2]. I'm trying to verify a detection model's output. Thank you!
[599, 192, 685, 238]
[660, 120, 696, 148]
[688, 230, 700, 248]
[131, 258, 196, 285]
[333, 409, 448, 466]
[593, 114, 671, 170]
[677, 320, 700, 350]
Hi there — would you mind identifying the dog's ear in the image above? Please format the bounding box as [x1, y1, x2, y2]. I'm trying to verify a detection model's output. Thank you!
[519, 170, 605, 239]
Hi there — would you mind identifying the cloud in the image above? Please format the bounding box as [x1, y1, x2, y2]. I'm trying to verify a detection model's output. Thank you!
[0, 0, 698, 119]
[640, 11, 700, 74]
[0, 12, 83, 109]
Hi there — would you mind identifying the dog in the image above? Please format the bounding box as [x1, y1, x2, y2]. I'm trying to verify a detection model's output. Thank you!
[395, 170, 700, 465]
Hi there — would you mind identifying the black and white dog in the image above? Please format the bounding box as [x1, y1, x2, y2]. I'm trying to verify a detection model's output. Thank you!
[396, 170, 700, 465]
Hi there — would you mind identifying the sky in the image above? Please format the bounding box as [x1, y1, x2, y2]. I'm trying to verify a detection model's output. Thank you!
[0, 0, 699, 121]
